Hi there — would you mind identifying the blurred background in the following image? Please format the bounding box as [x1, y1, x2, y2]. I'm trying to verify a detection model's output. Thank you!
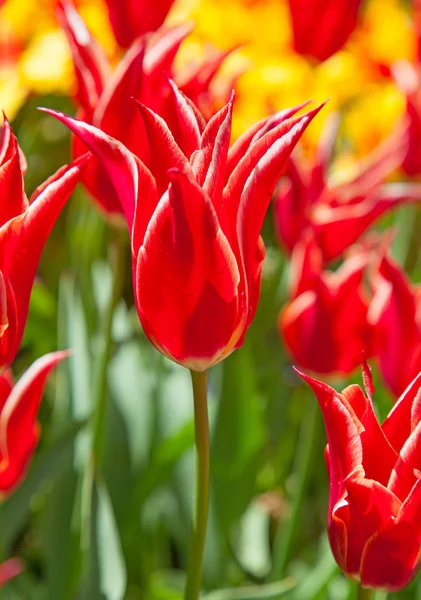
[1, 0, 421, 598]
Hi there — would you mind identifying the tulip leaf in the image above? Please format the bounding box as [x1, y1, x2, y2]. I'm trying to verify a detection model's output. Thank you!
[95, 477, 127, 600]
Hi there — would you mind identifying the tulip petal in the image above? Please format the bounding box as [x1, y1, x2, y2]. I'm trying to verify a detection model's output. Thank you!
[0, 153, 87, 367]
[134, 101, 193, 195]
[341, 383, 397, 486]
[191, 99, 233, 187]
[369, 255, 421, 398]
[360, 518, 420, 591]
[0, 119, 27, 225]
[40, 109, 144, 233]
[297, 371, 363, 491]
[343, 477, 401, 576]
[57, 0, 111, 116]
[224, 105, 323, 221]
[312, 183, 421, 262]
[0, 351, 69, 492]
[94, 39, 150, 164]
[226, 102, 311, 179]
[143, 22, 191, 74]
[388, 419, 421, 500]
[166, 78, 202, 158]
[105, 0, 177, 48]
[200, 98, 233, 215]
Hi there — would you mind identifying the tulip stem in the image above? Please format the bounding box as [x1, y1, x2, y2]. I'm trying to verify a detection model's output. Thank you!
[184, 369, 210, 600]
[357, 585, 374, 600]
[92, 228, 126, 467]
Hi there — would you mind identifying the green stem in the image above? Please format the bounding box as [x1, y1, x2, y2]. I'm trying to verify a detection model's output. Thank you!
[357, 585, 374, 600]
[184, 370, 210, 600]
[92, 229, 126, 466]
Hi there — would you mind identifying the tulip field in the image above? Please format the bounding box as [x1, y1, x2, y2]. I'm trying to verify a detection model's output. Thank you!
[3, 0, 421, 599]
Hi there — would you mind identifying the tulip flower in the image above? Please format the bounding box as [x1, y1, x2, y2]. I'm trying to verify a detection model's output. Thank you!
[104, 0, 176, 48]
[0, 118, 87, 369]
[0, 351, 69, 494]
[59, 1, 236, 218]
[273, 113, 419, 261]
[299, 363, 421, 591]
[0, 559, 22, 586]
[287, 0, 363, 62]
[280, 233, 372, 375]
[42, 91, 322, 370]
[368, 253, 421, 397]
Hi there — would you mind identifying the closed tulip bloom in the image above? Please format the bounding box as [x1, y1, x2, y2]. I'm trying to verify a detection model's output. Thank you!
[280, 233, 372, 375]
[43, 93, 322, 370]
[59, 1, 235, 218]
[0, 351, 68, 494]
[287, 0, 363, 62]
[368, 254, 421, 397]
[0, 119, 87, 369]
[104, 0, 176, 48]
[299, 364, 421, 591]
[274, 113, 418, 261]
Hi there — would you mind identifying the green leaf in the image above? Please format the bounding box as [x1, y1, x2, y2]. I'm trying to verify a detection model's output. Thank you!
[96, 477, 127, 600]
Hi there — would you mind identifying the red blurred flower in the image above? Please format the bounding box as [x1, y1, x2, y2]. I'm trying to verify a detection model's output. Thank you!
[0, 351, 68, 494]
[287, 0, 363, 62]
[299, 363, 421, 591]
[104, 0, 176, 48]
[0, 558, 22, 586]
[392, 60, 421, 177]
[59, 1, 236, 219]
[43, 93, 322, 370]
[0, 119, 87, 369]
[280, 233, 372, 375]
[273, 113, 418, 261]
[368, 253, 421, 397]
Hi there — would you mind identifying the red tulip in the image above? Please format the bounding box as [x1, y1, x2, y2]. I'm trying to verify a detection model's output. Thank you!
[0, 558, 22, 586]
[59, 1, 236, 218]
[273, 113, 417, 261]
[0, 119, 87, 369]
[0, 351, 69, 494]
[42, 93, 323, 370]
[287, 0, 363, 62]
[299, 363, 421, 591]
[280, 233, 372, 375]
[104, 0, 176, 48]
[368, 253, 421, 397]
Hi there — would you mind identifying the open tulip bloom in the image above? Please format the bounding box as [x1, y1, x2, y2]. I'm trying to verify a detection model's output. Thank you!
[0, 118, 87, 369]
[300, 363, 421, 591]
[42, 90, 323, 371]
[273, 112, 421, 262]
[280, 233, 372, 375]
[59, 0, 236, 218]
